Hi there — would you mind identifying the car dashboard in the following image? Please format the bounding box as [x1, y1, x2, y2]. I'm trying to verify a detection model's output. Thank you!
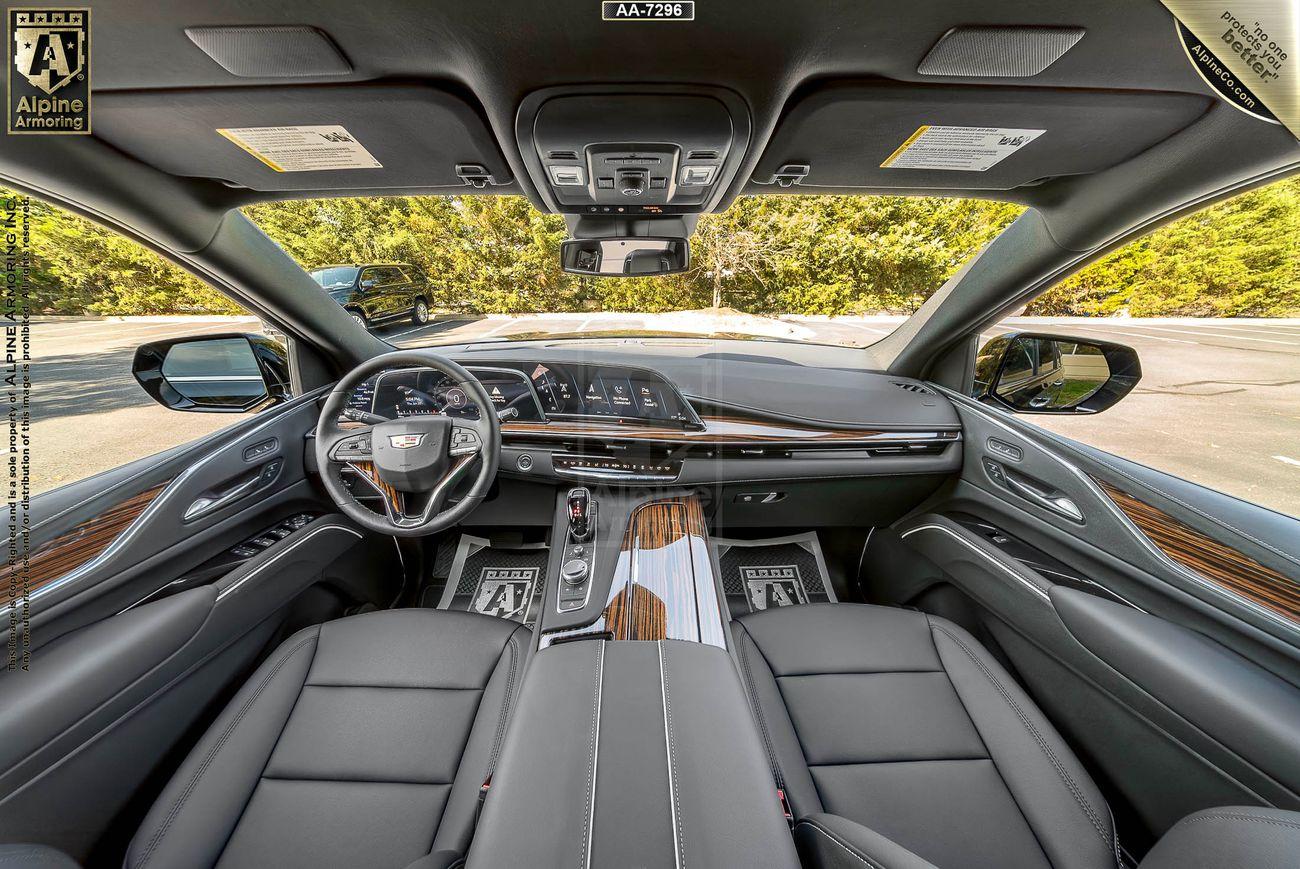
[341, 343, 963, 495]
[345, 361, 701, 428]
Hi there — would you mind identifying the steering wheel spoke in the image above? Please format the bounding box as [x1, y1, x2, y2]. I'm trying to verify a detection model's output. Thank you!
[325, 424, 375, 462]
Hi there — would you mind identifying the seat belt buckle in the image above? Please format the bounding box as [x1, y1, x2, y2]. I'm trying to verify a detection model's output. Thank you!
[777, 788, 794, 827]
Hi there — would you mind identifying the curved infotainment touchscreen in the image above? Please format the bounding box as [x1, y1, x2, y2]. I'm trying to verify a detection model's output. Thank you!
[520, 362, 698, 426]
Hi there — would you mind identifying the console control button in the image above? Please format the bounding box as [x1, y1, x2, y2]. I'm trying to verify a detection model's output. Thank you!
[561, 559, 589, 585]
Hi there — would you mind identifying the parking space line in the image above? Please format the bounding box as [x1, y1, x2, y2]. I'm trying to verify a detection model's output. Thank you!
[1060, 324, 1197, 344]
[1274, 456, 1300, 469]
[478, 318, 523, 337]
[1118, 324, 1297, 346]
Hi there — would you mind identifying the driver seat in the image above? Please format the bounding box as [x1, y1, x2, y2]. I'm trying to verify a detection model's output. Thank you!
[125, 609, 529, 869]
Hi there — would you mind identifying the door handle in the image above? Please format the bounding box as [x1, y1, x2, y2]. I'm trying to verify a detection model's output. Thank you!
[182, 456, 284, 522]
[184, 475, 260, 521]
[1004, 471, 1084, 523]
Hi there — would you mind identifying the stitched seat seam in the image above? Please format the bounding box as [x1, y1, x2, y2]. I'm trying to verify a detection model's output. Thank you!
[736, 626, 786, 792]
[931, 624, 1112, 848]
[134, 632, 319, 869]
[795, 820, 884, 869]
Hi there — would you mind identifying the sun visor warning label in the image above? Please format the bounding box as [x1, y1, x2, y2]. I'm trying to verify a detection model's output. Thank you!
[880, 125, 1045, 172]
[216, 125, 382, 172]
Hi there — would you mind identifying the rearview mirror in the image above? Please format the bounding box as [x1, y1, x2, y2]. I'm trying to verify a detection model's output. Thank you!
[133, 334, 291, 412]
[561, 237, 689, 276]
[973, 332, 1140, 414]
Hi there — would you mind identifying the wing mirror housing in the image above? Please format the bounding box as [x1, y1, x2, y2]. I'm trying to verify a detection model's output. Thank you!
[973, 332, 1140, 414]
[560, 237, 689, 276]
[132, 333, 291, 413]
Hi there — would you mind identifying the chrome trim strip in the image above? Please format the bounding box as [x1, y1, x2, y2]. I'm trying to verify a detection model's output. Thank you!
[28, 387, 329, 605]
[217, 524, 363, 601]
[900, 523, 1052, 603]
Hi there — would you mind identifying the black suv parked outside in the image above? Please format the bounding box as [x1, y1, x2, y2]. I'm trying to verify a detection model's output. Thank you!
[310, 263, 434, 329]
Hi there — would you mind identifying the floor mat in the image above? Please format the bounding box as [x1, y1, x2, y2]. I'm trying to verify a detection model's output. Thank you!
[426, 535, 549, 627]
[714, 532, 837, 616]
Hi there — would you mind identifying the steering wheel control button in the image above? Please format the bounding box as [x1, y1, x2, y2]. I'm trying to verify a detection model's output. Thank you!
[516, 453, 533, 472]
[451, 427, 482, 455]
[561, 558, 589, 585]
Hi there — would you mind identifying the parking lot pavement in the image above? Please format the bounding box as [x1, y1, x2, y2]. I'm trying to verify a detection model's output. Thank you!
[26, 315, 1300, 517]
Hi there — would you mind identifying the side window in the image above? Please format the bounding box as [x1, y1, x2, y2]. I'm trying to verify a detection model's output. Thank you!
[15, 190, 290, 497]
[983, 175, 1300, 517]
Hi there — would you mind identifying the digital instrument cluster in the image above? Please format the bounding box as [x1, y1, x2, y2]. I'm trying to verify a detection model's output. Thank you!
[343, 362, 698, 427]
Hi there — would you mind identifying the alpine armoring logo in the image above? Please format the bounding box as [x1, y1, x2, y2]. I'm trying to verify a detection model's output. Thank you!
[7, 8, 90, 134]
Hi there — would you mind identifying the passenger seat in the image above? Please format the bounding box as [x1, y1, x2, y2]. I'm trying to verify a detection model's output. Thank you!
[733, 603, 1118, 869]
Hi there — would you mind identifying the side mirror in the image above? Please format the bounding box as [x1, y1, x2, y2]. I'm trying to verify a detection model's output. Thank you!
[973, 332, 1140, 414]
[133, 334, 290, 413]
[561, 237, 689, 276]
[359, 278, 376, 290]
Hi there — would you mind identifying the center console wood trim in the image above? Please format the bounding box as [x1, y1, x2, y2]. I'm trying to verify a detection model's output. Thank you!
[543, 494, 727, 648]
[604, 496, 726, 647]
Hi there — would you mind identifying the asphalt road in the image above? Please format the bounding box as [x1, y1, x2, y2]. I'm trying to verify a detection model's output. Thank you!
[26, 315, 1300, 517]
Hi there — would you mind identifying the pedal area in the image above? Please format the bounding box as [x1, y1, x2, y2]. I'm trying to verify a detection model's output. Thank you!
[425, 534, 549, 627]
[714, 531, 837, 617]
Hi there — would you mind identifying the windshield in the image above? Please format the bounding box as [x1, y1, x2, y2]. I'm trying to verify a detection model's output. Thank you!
[310, 266, 360, 291]
[247, 195, 1024, 348]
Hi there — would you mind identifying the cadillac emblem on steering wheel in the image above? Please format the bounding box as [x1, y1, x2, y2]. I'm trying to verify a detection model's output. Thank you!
[388, 433, 426, 449]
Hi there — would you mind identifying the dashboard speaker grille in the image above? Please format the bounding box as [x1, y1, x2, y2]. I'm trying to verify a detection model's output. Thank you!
[917, 26, 1085, 78]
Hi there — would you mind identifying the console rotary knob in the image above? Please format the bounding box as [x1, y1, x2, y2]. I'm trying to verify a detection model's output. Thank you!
[561, 559, 589, 585]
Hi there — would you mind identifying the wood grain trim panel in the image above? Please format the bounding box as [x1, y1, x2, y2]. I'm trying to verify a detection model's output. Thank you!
[352, 417, 958, 445]
[504, 415, 960, 445]
[1095, 478, 1300, 624]
[348, 460, 404, 513]
[0, 481, 170, 601]
[600, 495, 727, 647]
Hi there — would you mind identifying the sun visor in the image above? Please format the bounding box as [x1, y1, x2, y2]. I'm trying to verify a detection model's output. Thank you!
[92, 84, 513, 192]
[750, 82, 1211, 192]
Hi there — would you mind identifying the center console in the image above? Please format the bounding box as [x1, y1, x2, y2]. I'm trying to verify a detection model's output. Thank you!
[464, 487, 798, 868]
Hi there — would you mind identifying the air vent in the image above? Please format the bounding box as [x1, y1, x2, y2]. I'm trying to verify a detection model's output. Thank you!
[893, 381, 935, 396]
[547, 150, 579, 161]
[687, 150, 719, 160]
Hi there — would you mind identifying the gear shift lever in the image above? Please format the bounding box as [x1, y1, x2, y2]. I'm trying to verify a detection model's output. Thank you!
[567, 487, 592, 542]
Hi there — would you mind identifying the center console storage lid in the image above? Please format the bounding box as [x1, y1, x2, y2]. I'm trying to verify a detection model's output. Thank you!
[468, 639, 798, 868]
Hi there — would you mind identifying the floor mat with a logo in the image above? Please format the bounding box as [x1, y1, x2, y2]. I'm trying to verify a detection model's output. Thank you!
[426, 535, 549, 627]
[714, 532, 836, 617]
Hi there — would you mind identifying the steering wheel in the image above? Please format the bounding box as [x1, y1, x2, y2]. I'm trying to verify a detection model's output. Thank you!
[315, 350, 501, 537]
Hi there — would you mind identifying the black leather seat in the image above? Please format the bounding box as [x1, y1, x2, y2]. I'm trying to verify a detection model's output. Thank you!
[125, 609, 529, 869]
[732, 603, 1119, 869]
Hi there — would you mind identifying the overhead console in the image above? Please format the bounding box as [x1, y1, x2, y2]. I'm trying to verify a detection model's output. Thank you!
[515, 86, 751, 215]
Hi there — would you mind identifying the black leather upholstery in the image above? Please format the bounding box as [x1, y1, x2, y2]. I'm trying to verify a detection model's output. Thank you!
[1137, 807, 1300, 869]
[794, 814, 939, 869]
[467, 639, 800, 869]
[125, 609, 529, 869]
[734, 603, 1118, 869]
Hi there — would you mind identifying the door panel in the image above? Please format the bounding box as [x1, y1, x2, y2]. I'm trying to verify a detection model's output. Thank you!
[880, 387, 1300, 850]
[0, 388, 393, 863]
